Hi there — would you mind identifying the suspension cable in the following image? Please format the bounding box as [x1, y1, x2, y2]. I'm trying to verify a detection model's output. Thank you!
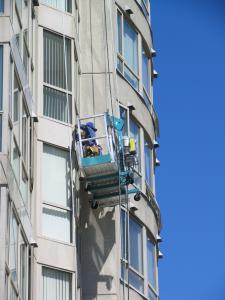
[62, 25, 78, 300]
[103, 1, 131, 299]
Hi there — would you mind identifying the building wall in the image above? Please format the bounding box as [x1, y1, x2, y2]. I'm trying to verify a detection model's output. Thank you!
[0, 0, 161, 300]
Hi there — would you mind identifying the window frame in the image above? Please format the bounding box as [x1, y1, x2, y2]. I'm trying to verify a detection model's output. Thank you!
[141, 0, 150, 19]
[41, 143, 72, 244]
[43, 30, 73, 124]
[120, 209, 159, 299]
[6, 200, 30, 300]
[0, 0, 4, 13]
[0, 45, 3, 152]
[9, 64, 31, 208]
[41, 0, 73, 14]
[147, 235, 158, 299]
[120, 210, 145, 295]
[144, 136, 153, 191]
[142, 43, 152, 109]
[119, 104, 142, 188]
[42, 266, 73, 300]
[116, 8, 154, 112]
[117, 9, 140, 91]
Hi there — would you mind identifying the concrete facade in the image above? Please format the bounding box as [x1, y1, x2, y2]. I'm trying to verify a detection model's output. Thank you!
[0, 0, 162, 299]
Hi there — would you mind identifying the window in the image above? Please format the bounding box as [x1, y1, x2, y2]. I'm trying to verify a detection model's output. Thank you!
[147, 238, 156, 289]
[42, 144, 72, 243]
[19, 233, 28, 300]
[117, 12, 139, 90]
[42, 267, 72, 300]
[119, 105, 129, 136]
[130, 118, 142, 187]
[22, 101, 28, 166]
[43, 30, 72, 123]
[0, 0, 4, 13]
[119, 106, 141, 187]
[144, 138, 152, 188]
[12, 139, 20, 184]
[42, 0, 72, 13]
[121, 211, 159, 298]
[10, 283, 17, 300]
[121, 211, 144, 293]
[15, 0, 22, 18]
[129, 216, 144, 292]
[141, 0, 150, 18]
[0, 45, 3, 151]
[13, 72, 20, 144]
[130, 118, 141, 170]
[22, 0, 29, 79]
[149, 288, 157, 300]
[142, 46, 151, 109]
[21, 167, 28, 207]
[9, 211, 18, 283]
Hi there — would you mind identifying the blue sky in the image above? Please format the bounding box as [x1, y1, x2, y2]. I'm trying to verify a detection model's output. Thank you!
[151, 1, 225, 299]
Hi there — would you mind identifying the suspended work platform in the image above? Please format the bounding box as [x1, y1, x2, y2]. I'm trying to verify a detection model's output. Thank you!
[75, 113, 140, 209]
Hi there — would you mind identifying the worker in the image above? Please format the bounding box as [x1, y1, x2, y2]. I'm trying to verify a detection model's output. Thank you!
[80, 122, 102, 157]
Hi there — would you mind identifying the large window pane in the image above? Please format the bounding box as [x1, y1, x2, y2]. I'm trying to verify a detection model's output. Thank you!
[129, 269, 144, 293]
[121, 210, 127, 260]
[42, 205, 71, 242]
[149, 288, 157, 300]
[0, 114, 2, 152]
[142, 47, 150, 97]
[22, 101, 28, 165]
[43, 31, 72, 123]
[43, 86, 72, 123]
[43, 31, 71, 91]
[145, 139, 152, 188]
[119, 106, 128, 136]
[42, 0, 72, 13]
[20, 233, 27, 300]
[117, 12, 122, 54]
[129, 217, 143, 273]
[130, 118, 140, 171]
[124, 66, 138, 90]
[124, 19, 138, 74]
[0, 46, 2, 152]
[9, 212, 18, 283]
[0, 0, 4, 12]
[21, 167, 28, 207]
[147, 239, 156, 289]
[42, 267, 72, 300]
[0, 46, 3, 110]
[12, 140, 20, 183]
[141, 0, 149, 18]
[13, 73, 20, 143]
[10, 284, 17, 300]
[42, 144, 71, 207]
[15, 0, 22, 18]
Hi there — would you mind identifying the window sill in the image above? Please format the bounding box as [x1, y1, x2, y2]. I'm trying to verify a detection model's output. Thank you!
[41, 115, 72, 127]
[40, 2, 73, 17]
[38, 234, 75, 247]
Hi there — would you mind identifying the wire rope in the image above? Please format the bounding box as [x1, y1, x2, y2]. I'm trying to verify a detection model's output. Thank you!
[62, 17, 78, 300]
[103, 1, 131, 299]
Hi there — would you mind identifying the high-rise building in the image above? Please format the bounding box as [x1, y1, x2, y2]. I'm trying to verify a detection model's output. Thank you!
[0, 0, 162, 299]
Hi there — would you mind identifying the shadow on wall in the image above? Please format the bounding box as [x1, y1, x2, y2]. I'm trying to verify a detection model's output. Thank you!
[79, 187, 116, 299]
